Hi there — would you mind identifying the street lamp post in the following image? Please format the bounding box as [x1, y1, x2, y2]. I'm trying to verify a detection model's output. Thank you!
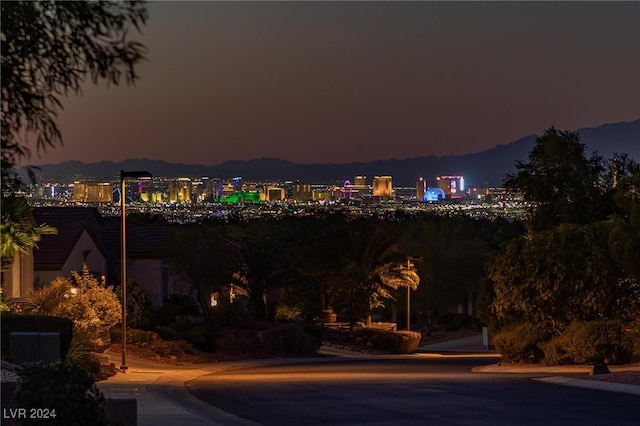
[406, 256, 422, 331]
[406, 258, 411, 331]
[120, 170, 152, 372]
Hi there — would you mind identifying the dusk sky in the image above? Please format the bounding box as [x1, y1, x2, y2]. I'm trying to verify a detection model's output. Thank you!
[31, 1, 640, 166]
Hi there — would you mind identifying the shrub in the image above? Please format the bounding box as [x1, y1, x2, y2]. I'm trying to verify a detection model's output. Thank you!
[26, 267, 122, 342]
[148, 339, 196, 357]
[369, 331, 421, 354]
[153, 326, 179, 341]
[370, 332, 400, 352]
[114, 279, 154, 329]
[58, 268, 121, 341]
[13, 362, 108, 426]
[258, 323, 321, 355]
[542, 321, 634, 365]
[63, 331, 116, 382]
[216, 333, 265, 355]
[1, 313, 73, 360]
[127, 329, 158, 345]
[275, 304, 303, 322]
[181, 325, 218, 352]
[211, 295, 252, 329]
[493, 323, 549, 363]
[629, 321, 640, 362]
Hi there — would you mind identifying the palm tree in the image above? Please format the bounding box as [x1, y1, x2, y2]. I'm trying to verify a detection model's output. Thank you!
[23, 277, 72, 315]
[171, 226, 238, 320]
[235, 236, 289, 322]
[1, 196, 56, 271]
[336, 227, 419, 328]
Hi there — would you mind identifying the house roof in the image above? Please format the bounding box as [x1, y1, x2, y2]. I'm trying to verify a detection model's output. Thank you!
[33, 206, 191, 264]
[32, 207, 108, 269]
[100, 218, 187, 260]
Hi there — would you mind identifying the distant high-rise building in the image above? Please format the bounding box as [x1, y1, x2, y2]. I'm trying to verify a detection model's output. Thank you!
[372, 176, 393, 197]
[284, 181, 294, 199]
[416, 177, 427, 200]
[292, 181, 313, 202]
[436, 175, 464, 199]
[266, 187, 285, 201]
[72, 181, 86, 201]
[195, 177, 215, 202]
[169, 178, 191, 203]
[72, 181, 112, 203]
[212, 178, 223, 198]
[232, 177, 243, 193]
[350, 175, 368, 197]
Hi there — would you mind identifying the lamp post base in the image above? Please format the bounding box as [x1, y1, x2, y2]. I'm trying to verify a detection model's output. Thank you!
[119, 364, 128, 373]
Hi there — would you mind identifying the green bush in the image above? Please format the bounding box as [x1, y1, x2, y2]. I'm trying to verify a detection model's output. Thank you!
[493, 323, 549, 363]
[303, 323, 325, 341]
[1, 313, 73, 361]
[114, 280, 154, 329]
[216, 333, 265, 355]
[13, 362, 108, 426]
[65, 331, 99, 378]
[181, 325, 218, 352]
[153, 326, 179, 341]
[275, 304, 303, 322]
[211, 295, 252, 329]
[370, 332, 400, 352]
[542, 321, 634, 365]
[149, 339, 196, 357]
[127, 329, 158, 345]
[629, 321, 640, 362]
[259, 323, 321, 355]
[352, 327, 383, 343]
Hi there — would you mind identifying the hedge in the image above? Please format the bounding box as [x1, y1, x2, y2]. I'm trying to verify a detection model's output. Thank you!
[1, 313, 73, 361]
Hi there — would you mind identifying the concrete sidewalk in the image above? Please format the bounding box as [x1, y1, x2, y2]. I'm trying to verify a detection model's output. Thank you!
[99, 353, 269, 426]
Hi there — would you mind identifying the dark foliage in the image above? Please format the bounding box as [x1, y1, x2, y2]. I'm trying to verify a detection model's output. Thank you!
[13, 362, 107, 426]
[1, 0, 147, 191]
[1, 313, 73, 361]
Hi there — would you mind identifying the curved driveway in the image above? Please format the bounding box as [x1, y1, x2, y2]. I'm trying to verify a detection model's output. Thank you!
[188, 355, 640, 426]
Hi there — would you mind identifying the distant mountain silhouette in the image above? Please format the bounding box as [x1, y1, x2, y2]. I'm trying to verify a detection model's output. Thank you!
[33, 119, 639, 187]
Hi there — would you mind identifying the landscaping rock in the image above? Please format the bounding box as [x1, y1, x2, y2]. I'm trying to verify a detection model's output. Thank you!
[393, 331, 422, 354]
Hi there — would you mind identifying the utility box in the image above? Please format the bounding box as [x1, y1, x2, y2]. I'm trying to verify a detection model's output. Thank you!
[9, 332, 61, 364]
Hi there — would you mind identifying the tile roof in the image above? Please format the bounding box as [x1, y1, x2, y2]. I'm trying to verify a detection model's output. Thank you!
[100, 217, 187, 259]
[32, 207, 107, 269]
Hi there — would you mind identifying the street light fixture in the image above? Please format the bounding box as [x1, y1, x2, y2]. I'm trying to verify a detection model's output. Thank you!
[120, 170, 152, 372]
[406, 256, 422, 331]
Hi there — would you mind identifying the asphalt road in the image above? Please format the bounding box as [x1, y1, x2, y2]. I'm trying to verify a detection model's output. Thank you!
[187, 355, 640, 426]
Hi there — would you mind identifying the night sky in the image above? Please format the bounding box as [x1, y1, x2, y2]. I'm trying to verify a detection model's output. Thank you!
[31, 1, 640, 166]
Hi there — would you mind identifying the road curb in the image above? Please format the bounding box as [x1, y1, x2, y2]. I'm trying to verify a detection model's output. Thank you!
[533, 376, 640, 396]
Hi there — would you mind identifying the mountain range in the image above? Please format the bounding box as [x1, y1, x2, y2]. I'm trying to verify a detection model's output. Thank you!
[33, 119, 639, 187]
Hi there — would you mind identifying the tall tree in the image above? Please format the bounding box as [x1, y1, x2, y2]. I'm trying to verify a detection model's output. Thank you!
[1, 196, 56, 271]
[1, 0, 147, 191]
[171, 226, 238, 320]
[609, 157, 640, 282]
[334, 226, 418, 328]
[504, 127, 606, 232]
[481, 222, 639, 335]
[235, 235, 290, 322]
